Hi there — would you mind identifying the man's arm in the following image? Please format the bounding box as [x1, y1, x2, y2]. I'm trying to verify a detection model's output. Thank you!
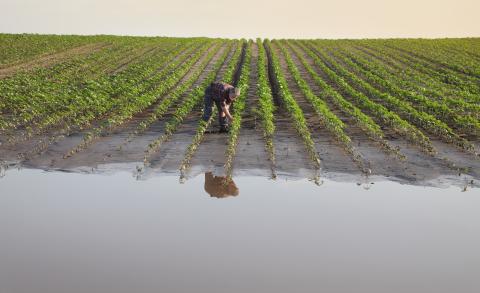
[221, 104, 234, 121]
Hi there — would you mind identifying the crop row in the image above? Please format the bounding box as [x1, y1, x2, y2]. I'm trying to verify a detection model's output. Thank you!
[14, 41, 207, 162]
[385, 40, 480, 79]
[2, 36, 479, 178]
[63, 40, 216, 158]
[55, 41, 199, 129]
[359, 42, 480, 100]
[276, 40, 370, 172]
[307, 41, 476, 155]
[0, 38, 188, 132]
[0, 34, 109, 67]
[224, 40, 252, 179]
[125, 41, 230, 146]
[178, 41, 240, 176]
[285, 41, 404, 159]
[8, 40, 196, 150]
[382, 42, 480, 91]
[295, 41, 436, 155]
[144, 40, 243, 164]
[255, 38, 277, 176]
[340, 44, 480, 120]
[264, 39, 321, 169]
[333, 47, 480, 135]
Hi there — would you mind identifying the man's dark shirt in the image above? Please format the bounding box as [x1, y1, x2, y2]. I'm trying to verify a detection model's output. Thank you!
[210, 82, 234, 107]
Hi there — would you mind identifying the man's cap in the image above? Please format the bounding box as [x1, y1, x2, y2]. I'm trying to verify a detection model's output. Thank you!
[229, 87, 240, 97]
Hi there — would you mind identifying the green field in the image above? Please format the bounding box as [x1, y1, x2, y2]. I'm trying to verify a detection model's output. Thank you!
[0, 34, 479, 181]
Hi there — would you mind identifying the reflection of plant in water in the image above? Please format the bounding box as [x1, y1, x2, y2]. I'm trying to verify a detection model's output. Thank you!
[0, 161, 6, 178]
[204, 172, 239, 198]
[356, 180, 375, 190]
[133, 165, 145, 181]
[462, 179, 475, 192]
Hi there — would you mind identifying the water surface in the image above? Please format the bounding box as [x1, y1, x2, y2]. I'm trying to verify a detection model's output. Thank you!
[0, 169, 479, 293]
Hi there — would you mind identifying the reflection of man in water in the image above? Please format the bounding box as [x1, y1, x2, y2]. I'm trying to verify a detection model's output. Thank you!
[204, 172, 239, 198]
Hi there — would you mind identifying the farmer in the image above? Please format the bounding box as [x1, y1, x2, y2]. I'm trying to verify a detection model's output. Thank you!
[204, 172, 239, 198]
[202, 81, 240, 133]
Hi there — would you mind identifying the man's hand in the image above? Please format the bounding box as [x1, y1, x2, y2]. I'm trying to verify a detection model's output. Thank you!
[222, 104, 234, 121]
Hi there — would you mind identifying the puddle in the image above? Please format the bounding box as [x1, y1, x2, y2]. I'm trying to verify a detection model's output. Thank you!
[0, 169, 479, 293]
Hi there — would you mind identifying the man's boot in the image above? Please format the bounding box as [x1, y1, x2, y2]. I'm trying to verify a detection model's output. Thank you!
[219, 125, 230, 133]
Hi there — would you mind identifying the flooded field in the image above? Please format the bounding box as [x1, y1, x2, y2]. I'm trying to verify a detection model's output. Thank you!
[1, 34, 480, 292]
[1, 168, 479, 293]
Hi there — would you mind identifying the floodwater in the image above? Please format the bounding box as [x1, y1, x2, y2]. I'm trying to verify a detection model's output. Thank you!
[0, 168, 479, 293]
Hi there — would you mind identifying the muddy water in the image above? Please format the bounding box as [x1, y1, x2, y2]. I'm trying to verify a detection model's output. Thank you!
[0, 168, 479, 293]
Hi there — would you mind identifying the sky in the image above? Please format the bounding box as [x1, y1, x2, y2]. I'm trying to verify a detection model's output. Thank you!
[1, 0, 479, 39]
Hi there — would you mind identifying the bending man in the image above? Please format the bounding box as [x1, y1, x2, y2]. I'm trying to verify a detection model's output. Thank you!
[202, 81, 240, 133]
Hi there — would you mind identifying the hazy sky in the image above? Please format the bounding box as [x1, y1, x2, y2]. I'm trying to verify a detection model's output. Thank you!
[1, 0, 479, 38]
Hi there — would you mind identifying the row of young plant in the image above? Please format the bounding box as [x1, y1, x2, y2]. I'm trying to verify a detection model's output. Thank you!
[328, 46, 480, 136]
[385, 40, 480, 79]
[276, 40, 371, 173]
[359, 41, 480, 99]
[124, 41, 230, 146]
[294, 41, 436, 155]
[383, 42, 480, 86]
[14, 42, 206, 162]
[143, 41, 243, 164]
[100, 42, 211, 121]
[255, 38, 277, 176]
[51, 41, 199, 128]
[432, 38, 480, 59]
[5, 41, 195, 150]
[264, 39, 321, 169]
[0, 38, 153, 109]
[307, 41, 477, 155]
[441, 42, 480, 63]
[63, 40, 216, 158]
[0, 38, 184, 132]
[285, 41, 405, 160]
[223, 40, 252, 179]
[40, 43, 187, 133]
[432, 43, 480, 77]
[0, 42, 111, 82]
[342, 44, 480, 120]
[102, 42, 166, 76]
[0, 33, 109, 68]
[0, 41, 106, 128]
[178, 41, 243, 176]
[1, 39, 174, 138]
[41, 38, 160, 85]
